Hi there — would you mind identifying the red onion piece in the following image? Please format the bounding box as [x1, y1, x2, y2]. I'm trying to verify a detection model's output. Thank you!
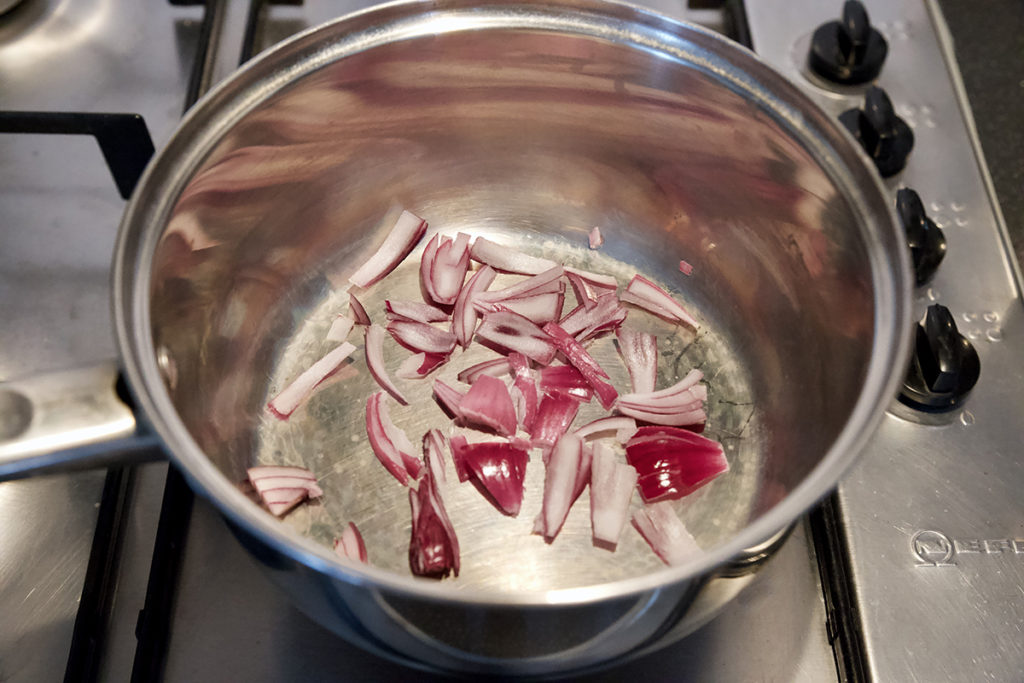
[588, 226, 604, 249]
[385, 300, 449, 323]
[563, 266, 618, 291]
[387, 319, 457, 354]
[365, 392, 415, 486]
[474, 291, 564, 325]
[572, 441, 593, 504]
[421, 233, 471, 305]
[590, 442, 638, 547]
[349, 210, 428, 288]
[458, 374, 517, 436]
[476, 310, 557, 365]
[537, 433, 583, 540]
[419, 234, 441, 303]
[409, 467, 460, 579]
[458, 441, 529, 516]
[616, 369, 707, 426]
[469, 237, 558, 275]
[615, 327, 658, 394]
[543, 322, 618, 409]
[507, 436, 533, 452]
[424, 429, 448, 486]
[266, 342, 357, 420]
[334, 522, 369, 563]
[574, 416, 637, 441]
[539, 365, 593, 402]
[530, 393, 580, 455]
[247, 465, 323, 517]
[431, 379, 466, 419]
[395, 351, 449, 380]
[348, 291, 372, 326]
[559, 292, 627, 342]
[625, 426, 728, 502]
[532, 401, 580, 452]
[565, 271, 596, 311]
[507, 352, 539, 431]
[678, 259, 694, 276]
[448, 435, 471, 482]
[326, 315, 355, 343]
[365, 324, 408, 405]
[623, 274, 699, 329]
[452, 265, 496, 347]
[632, 502, 701, 566]
[456, 358, 510, 384]
[477, 266, 564, 303]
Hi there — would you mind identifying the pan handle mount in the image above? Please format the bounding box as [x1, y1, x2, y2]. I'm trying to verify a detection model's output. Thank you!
[0, 362, 162, 481]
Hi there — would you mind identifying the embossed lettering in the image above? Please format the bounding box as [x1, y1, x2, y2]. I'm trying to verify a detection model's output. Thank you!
[954, 539, 982, 553]
[985, 539, 1012, 553]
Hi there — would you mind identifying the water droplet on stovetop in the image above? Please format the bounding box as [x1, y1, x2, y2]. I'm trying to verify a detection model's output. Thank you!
[960, 410, 975, 427]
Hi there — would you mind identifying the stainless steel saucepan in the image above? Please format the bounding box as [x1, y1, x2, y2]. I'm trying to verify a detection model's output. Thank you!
[0, 0, 911, 676]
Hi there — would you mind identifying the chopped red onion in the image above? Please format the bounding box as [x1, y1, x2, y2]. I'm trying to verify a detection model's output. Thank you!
[476, 310, 557, 365]
[588, 226, 604, 249]
[530, 393, 580, 455]
[348, 291, 372, 326]
[474, 291, 564, 324]
[431, 379, 466, 419]
[507, 352, 539, 431]
[615, 327, 658, 394]
[477, 266, 564, 303]
[539, 365, 593, 402]
[469, 236, 558, 275]
[542, 322, 618, 410]
[456, 357, 510, 384]
[365, 324, 409, 405]
[395, 351, 449, 380]
[424, 429, 448, 486]
[458, 441, 529, 516]
[266, 342, 357, 420]
[574, 416, 637, 441]
[247, 466, 323, 517]
[537, 433, 583, 540]
[623, 274, 699, 329]
[678, 259, 693, 276]
[452, 265, 496, 347]
[559, 292, 627, 342]
[349, 210, 428, 288]
[565, 271, 596, 311]
[458, 374, 517, 436]
[507, 436, 533, 452]
[625, 426, 728, 502]
[563, 266, 617, 291]
[615, 369, 707, 426]
[385, 300, 450, 323]
[387, 319, 457, 354]
[326, 316, 355, 343]
[447, 435, 471, 482]
[631, 502, 701, 566]
[334, 522, 369, 563]
[420, 233, 472, 306]
[409, 467, 460, 579]
[365, 392, 417, 486]
[590, 442, 637, 547]
[572, 441, 593, 504]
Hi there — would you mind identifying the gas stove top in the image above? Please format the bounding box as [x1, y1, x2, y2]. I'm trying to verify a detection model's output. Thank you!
[1, 1, 1022, 681]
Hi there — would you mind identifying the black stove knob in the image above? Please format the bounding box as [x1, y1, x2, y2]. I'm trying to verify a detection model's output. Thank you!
[899, 304, 980, 412]
[839, 86, 914, 177]
[808, 1, 889, 85]
[897, 188, 947, 286]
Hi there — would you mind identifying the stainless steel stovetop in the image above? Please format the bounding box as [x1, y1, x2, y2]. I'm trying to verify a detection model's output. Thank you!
[1, 1, 1021, 681]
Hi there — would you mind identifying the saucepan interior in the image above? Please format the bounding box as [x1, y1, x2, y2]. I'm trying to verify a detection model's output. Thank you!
[129, 0, 905, 600]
